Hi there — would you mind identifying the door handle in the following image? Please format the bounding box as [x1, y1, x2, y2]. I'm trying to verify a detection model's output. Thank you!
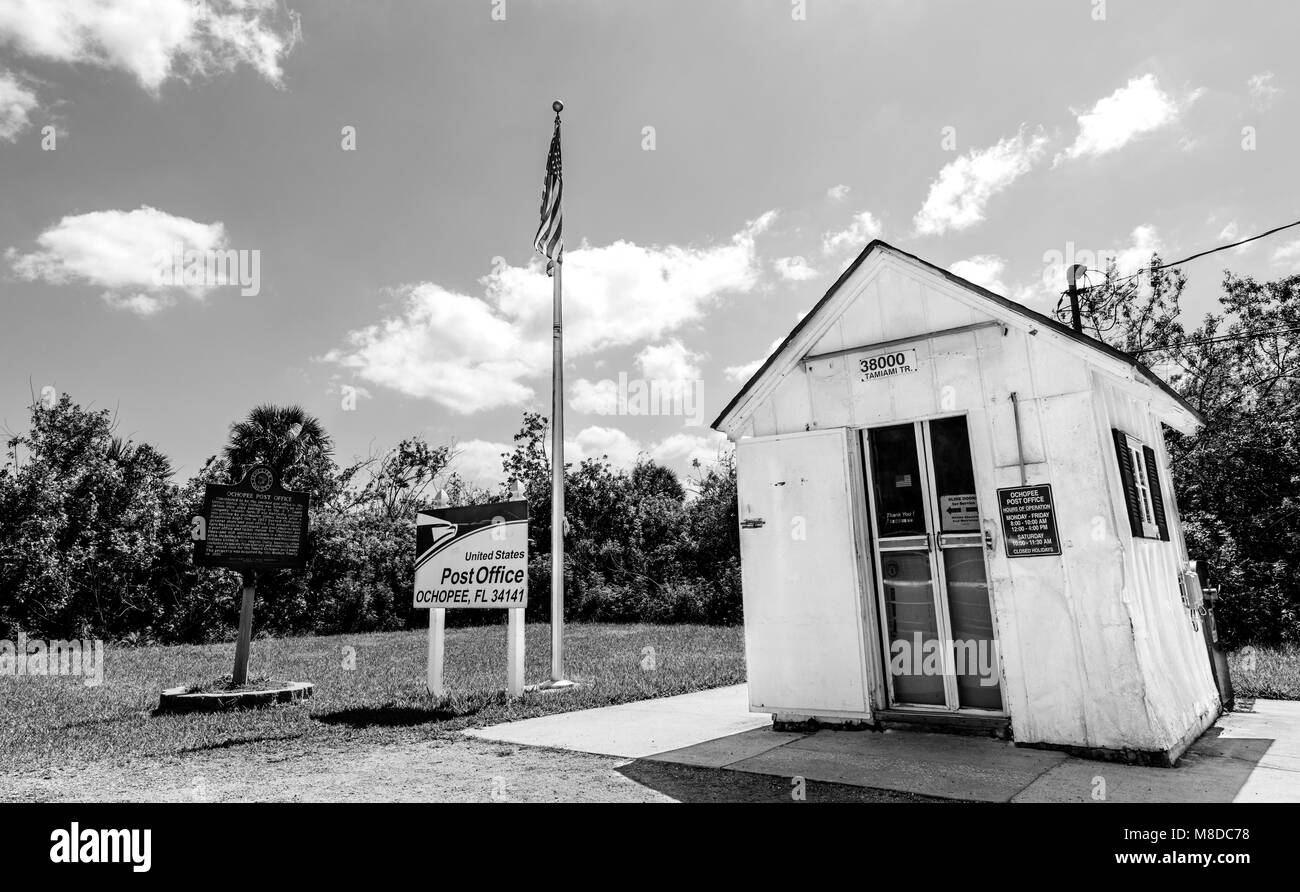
[878, 534, 930, 552]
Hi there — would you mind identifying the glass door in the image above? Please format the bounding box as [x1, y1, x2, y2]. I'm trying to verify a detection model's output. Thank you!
[864, 417, 1002, 712]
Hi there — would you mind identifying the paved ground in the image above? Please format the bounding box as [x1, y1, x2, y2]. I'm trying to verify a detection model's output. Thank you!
[1014, 698, 1300, 802]
[467, 685, 1300, 803]
[463, 683, 771, 757]
[10, 684, 1294, 802]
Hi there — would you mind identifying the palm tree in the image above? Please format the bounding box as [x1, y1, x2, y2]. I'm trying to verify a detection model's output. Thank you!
[224, 404, 334, 498]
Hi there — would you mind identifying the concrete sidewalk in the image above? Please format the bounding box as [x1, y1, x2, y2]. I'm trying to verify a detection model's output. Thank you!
[466, 685, 1300, 802]
[463, 684, 772, 758]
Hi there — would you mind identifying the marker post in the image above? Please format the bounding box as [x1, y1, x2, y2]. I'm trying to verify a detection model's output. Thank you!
[232, 571, 257, 686]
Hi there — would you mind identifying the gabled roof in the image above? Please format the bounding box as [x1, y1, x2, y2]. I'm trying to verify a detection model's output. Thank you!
[711, 239, 1205, 431]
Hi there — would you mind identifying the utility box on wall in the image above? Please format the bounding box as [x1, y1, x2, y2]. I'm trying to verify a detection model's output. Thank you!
[714, 240, 1221, 766]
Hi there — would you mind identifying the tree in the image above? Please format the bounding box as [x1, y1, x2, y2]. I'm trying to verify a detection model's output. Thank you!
[333, 437, 457, 519]
[0, 394, 187, 640]
[224, 404, 335, 500]
[497, 411, 743, 624]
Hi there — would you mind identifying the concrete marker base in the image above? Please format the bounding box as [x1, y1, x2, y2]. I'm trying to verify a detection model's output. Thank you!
[157, 681, 314, 714]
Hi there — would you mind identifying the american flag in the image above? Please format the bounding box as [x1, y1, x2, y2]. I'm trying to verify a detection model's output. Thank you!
[533, 115, 563, 274]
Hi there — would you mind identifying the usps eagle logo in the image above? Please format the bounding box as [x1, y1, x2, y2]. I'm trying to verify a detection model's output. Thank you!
[416, 514, 460, 569]
[423, 516, 457, 550]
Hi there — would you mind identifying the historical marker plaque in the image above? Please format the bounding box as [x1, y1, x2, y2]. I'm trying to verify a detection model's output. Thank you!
[193, 465, 309, 570]
[996, 484, 1062, 558]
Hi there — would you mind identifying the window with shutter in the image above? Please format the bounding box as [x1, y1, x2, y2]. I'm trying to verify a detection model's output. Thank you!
[1112, 429, 1164, 540]
[1142, 444, 1170, 541]
[1112, 428, 1144, 537]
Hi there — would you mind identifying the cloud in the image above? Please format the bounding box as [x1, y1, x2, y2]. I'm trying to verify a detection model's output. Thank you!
[822, 210, 883, 255]
[0, 0, 301, 93]
[773, 255, 819, 281]
[0, 69, 38, 141]
[827, 184, 851, 201]
[569, 340, 703, 417]
[636, 338, 702, 382]
[1248, 72, 1281, 110]
[567, 425, 643, 468]
[1271, 239, 1300, 272]
[326, 214, 771, 414]
[7, 205, 232, 315]
[724, 336, 784, 382]
[948, 255, 1007, 294]
[1056, 74, 1197, 163]
[450, 426, 732, 488]
[1114, 224, 1163, 275]
[913, 129, 1047, 236]
[569, 377, 619, 415]
[650, 431, 731, 468]
[449, 439, 511, 487]
[323, 282, 544, 414]
[568, 426, 731, 474]
[1214, 220, 1258, 256]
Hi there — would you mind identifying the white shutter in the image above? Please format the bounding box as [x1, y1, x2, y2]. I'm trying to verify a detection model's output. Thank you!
[736, 428, 873, 717]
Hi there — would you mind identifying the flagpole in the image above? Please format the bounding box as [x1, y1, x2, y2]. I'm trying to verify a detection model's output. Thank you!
[548, 99, 569, 686]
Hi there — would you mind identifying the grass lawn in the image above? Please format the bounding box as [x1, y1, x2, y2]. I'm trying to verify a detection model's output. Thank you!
[0, 622, 745, 774]
[1228, 644, 1300, 701]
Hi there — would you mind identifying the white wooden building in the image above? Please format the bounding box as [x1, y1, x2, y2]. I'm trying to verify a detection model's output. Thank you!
[713, 240, 1221, 765]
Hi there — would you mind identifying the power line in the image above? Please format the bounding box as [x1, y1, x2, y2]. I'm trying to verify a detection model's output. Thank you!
[1074, 216, 1300, 292]
[1128, 323, 1300, 355]
[1154, 218, 1300, 272]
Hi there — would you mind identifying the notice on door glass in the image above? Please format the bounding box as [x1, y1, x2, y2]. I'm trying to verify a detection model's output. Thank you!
[939, 493, 980, 531]
[881, 509, 919, 535]
[996, 484, 1061, 557]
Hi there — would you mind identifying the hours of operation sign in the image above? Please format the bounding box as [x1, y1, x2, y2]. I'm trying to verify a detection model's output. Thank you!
[414, 500, 529, 608]
[193, 465, 309, 570]
[996, 484, 1062, 558]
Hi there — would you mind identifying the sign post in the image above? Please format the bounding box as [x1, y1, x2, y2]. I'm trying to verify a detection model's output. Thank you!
[506, 607, 524, 697]
[427, 606, 446, 697]
[193, 464, 309, 684]
[416, 485, 529, 697]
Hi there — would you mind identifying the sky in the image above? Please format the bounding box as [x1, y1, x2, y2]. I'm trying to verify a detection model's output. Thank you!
[1, 0, 1297, 489]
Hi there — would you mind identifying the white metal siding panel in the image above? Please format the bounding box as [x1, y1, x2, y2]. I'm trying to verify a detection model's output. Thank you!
[806, 355, 852, 429]
[922, 282, 979, 331]
[822, 278, 875, 354]
[1094, 376, 1220, 750]
[769, 371, 814, 433]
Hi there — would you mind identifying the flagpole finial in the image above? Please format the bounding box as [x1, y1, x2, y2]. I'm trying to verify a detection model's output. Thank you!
[552, 99, 564, 114]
